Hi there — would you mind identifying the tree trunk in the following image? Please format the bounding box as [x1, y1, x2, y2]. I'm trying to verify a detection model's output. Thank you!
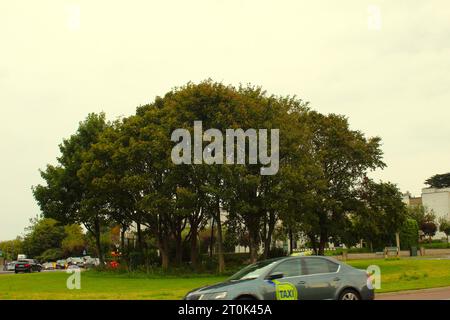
[94, 218, 104, 265]
[215, 200, 225, 273]
[318, 231, 327, 256]
[190, 225, 199, 269]
[209, 218, 215, 258]
[249, 232, 258, 263]
[159, 237, 170, 271]
[136, 222, 143, 253]
[120, 225, 126, 253]
[289, 228, 294, 254]
[309, 233, 318, 255]
[263, 212, 275, 259]
[174, 232, 182, 266]
[263, 230, 271, 259]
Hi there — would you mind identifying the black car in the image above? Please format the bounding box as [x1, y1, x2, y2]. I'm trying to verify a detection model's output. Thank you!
[15, 259, 42, 273]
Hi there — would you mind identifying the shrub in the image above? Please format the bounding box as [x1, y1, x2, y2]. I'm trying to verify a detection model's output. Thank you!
[421, 242, 450, 249]
[399, 218, 419, 250]
[37, 248, 64, 262]
[266, 247, 287, 258]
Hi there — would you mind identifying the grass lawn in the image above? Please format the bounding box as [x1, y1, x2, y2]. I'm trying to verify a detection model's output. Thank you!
[1, 258, 450, 299]
[0, 272, 226, 300]
[347, 258, 450, 293]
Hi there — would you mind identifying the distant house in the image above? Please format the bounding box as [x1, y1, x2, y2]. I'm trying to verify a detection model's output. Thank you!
[403, 188, 450, 239]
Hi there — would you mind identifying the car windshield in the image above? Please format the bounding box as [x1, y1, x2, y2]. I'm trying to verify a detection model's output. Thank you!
[227, 259, 281, 281]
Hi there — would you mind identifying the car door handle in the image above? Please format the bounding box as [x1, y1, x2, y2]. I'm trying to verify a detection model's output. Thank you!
[297, 281, 306, 285]
[333, 277, 341, 281]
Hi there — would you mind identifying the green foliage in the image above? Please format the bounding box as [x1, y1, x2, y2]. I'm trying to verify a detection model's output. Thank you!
[33, 113, 110, 263]
[421, 242, 450, 249]
[425, 173, 450, 189]
[343, 181, 407, 251]
[0, 238, 23, 260]
[22, 218, 65, 258]
[31, 80, 403, 271]
[37, 248, 64, 262]
[265, 247, 287, 258]
[399, 219, 419, 250]
[406, 205, 436, 226]
[438, 218, 450, 241]
[61, 224, 86, 256]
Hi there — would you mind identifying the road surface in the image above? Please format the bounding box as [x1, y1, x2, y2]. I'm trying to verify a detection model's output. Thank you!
[377, 286, 450, 300]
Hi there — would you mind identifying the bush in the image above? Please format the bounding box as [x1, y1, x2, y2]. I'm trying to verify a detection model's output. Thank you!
[421, 242, 450, 249]
[400, 218, 419, 250]
[37, 248, 64, 262]
[266, 247, 287, 258]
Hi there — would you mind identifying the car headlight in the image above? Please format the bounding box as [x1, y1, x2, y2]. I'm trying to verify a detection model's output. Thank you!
[199, 291, 228, 300]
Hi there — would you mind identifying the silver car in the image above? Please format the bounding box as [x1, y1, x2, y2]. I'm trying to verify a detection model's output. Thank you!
[5, 261, 17, 271]
[185, 256, 374, 300]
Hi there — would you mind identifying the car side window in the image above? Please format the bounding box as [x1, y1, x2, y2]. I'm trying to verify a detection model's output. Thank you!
[269, 259, 302, 278]
[303, 258, 339, 275]
[327, 260, 339, 273]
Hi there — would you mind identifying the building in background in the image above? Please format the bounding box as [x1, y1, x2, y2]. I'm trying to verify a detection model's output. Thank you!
[403, 188, 450, 239]
[422, 188, 450, 222]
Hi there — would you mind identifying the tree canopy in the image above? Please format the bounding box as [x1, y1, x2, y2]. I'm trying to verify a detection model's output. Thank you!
[425, 173, 450, 189]
[33, 80, 406, 270]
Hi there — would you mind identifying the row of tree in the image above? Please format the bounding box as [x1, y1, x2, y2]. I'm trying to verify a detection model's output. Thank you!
[33, 81, 408, 271]
[0, 217, 86, 261]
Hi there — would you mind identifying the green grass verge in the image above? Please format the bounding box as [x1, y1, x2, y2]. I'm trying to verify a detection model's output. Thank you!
[1, 258, 450, 299]
[0, 271, 226, 300]
[347, 258, 450, 293]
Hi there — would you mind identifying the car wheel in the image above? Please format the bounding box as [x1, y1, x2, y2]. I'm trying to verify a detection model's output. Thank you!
[15, 271, 18, 274]
[338, 289, 360, 300]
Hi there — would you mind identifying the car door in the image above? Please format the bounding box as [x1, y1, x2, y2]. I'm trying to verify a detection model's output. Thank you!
[300, 257, 341, 300]
[262, 258, 305, 300]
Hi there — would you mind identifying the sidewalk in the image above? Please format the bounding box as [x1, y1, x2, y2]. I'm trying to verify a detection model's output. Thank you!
[377, 286, 450, 300]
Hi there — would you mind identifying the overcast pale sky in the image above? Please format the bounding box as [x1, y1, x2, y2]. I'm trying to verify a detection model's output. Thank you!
[1, 1, 449, 241]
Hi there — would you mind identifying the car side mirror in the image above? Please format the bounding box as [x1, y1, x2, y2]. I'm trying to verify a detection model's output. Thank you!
[267, 272, 284, 280]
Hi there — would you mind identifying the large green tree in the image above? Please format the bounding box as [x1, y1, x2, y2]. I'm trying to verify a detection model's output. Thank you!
[33, 113, 109, 264]
[347, 180, 407, 251]
[22, 218, 65, 259]
[293, 112, 386, 255]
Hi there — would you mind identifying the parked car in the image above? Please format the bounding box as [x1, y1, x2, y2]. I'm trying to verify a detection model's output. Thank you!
[42, 262, 55, 270]
[67, 257, 85, 268]
[56, 259, 67, 269]
[83, 256, 100, 268]
[184, 256, 374, 300]
[5, 261, 17, 271]
[15, 259, 42, 273]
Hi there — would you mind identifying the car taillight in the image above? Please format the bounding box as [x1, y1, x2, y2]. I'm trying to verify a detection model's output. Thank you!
[24, 264, 30, 268]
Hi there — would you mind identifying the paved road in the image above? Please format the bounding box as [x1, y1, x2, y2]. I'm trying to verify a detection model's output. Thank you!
[377, 286, 450, 300]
